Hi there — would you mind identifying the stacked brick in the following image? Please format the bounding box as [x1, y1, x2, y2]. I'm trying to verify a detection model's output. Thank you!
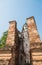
[6, 21, 19, 65]
[6, 21, 16, 46]
[26, 16, 41, 44]
[26, 16, 42, 65]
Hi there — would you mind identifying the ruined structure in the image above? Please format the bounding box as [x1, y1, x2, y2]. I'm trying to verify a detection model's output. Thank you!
[0, 16, 42, 65]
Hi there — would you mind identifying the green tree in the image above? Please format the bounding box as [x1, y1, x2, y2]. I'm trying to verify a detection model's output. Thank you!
[0, 31, 8, 48]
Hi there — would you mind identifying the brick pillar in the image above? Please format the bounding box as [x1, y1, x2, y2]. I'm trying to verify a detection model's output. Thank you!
[26, 16, 42, 65]
[6, 21, 19, 65]
[26, 16, 41, 43]
[6, 21, 17, 46]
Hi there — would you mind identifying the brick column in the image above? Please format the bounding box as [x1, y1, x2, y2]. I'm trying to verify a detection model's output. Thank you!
[6, 21, 19, 65]
[26, 16, 41, 43]
[26, 16, 42, 65]
[6, 21, 17, 46]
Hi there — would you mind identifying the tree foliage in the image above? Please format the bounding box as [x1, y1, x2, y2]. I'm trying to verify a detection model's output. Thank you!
[0, 31, 8, 48]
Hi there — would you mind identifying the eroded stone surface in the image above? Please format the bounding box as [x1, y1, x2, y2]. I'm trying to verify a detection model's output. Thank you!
[22, 23, 30, 64]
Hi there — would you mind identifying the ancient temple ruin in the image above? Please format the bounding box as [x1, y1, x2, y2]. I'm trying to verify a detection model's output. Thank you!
[0, 16, 42, 65]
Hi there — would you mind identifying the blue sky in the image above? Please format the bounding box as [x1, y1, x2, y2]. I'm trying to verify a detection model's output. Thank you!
[0, 0, 42, 40]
